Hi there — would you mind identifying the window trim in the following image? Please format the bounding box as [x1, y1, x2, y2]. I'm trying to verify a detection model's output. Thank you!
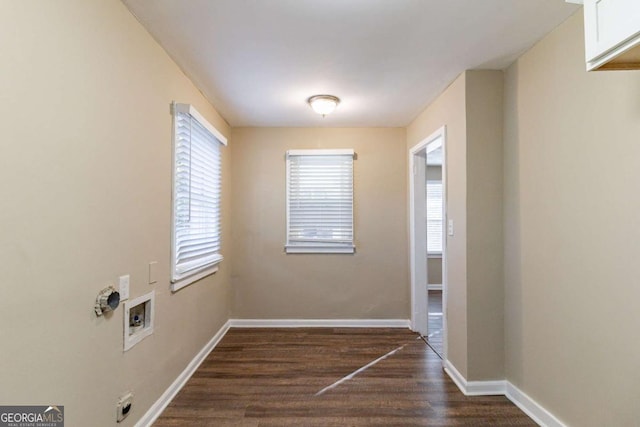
[173, 103, 228, 146]
[170, 102, 226, 292]
[285, 149, 355, 254]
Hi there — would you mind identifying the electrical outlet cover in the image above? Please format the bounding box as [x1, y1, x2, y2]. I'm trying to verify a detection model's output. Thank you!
[148, 261, 158, 284]
[119, 275, 130, 300]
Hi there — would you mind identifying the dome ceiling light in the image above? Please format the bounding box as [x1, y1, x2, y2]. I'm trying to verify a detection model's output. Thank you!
[307, 95, 340, 117]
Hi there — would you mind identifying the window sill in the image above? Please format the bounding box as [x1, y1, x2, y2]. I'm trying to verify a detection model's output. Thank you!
[285, 245, 355, 254]
[171, 263, 220, 292]
[427, 253, 442, 259]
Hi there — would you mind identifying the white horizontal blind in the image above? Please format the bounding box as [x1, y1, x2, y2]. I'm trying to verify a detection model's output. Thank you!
[171, 104, 223, 283]
[426, 180, 443, 254]
[286, 150, 354, 253]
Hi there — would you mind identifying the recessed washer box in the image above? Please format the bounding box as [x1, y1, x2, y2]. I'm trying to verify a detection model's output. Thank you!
[123, 291, 155, 351]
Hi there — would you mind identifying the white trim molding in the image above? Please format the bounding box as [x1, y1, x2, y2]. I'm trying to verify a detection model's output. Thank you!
[135, 320, 231, 427]
[506, 382, 568, 427]
[135, 319, 566, 427]
[170, 265, 219, 292]
[409, 125, 448, 352]
[172, 102, 227, 145]
[284, 245, 355, 254]
[443, 359, 568, 427]
[442, 359, 467, 393]
[443, 360, 506, 396]
[136, 317, 409, 425]
[428, 284, 443, 291]
[287, 149, 354, 157]
[228, 319, 411, 328]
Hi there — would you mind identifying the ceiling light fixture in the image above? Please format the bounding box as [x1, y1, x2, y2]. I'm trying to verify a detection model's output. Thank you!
[307, 94, 340, 117]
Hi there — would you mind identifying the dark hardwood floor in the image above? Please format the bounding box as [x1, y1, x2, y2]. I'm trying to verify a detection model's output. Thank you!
[154, 328, 535, 426]
[427, 290, 444, 357]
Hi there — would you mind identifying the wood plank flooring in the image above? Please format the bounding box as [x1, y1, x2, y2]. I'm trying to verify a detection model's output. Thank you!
[427, 290, 444, 357]
[154, 328, 535, 426]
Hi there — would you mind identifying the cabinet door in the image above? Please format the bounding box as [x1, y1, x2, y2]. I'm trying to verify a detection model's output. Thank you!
[584, 0, 640, 63]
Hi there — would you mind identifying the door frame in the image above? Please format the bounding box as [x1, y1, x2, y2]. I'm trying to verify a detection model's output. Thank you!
[409, 126, 447, 361]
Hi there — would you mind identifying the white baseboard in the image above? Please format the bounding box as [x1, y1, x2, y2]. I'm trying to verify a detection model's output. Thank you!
[443, 360, 567, 427]
[428, 284, 443, 291]
[228, 318, 411, 328]
[135, 319, 566, 427]
[135, 320, 231, 427]
[443, 359, 505, 395]
[506, 382, 567, 427]
[467, 379, 506, 395]
[442, 359, 467, 393]
[135, 318, 407, 425]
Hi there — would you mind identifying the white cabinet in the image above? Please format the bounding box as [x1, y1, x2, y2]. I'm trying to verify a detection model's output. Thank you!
[582, 0, 640, 70]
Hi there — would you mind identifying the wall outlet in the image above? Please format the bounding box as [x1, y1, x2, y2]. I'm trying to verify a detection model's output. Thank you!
[119, 275, 130, 301]
[148, 261, 158, 284]
[116, 392, 133, 423]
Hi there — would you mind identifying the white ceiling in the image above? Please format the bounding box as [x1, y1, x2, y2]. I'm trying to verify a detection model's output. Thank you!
[122, 0, 578, 127]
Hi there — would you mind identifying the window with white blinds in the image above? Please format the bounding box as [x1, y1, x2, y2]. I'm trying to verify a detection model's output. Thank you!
[286, 149, 355, 254]
[426, 180, 443, 254]
[171, 103, 227, 291]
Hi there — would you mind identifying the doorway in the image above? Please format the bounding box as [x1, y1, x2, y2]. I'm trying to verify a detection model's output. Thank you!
[409, 126, 447, 362]
[425, 141, 444, 357]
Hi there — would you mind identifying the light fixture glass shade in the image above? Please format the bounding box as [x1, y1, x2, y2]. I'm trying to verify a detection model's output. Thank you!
[308, 95, 340, 116]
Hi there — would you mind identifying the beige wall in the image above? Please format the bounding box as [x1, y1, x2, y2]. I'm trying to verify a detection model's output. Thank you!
[0, 1, 231, 426]
[426, 165, 442, 181]
[230, 127, 408, 319]
[428, 258, 442, 284]
[7, 2, 635, 425]
[407, 73, 469, 376]
[427, 166, 443, 285]
[465, 70, 504, 380]
[504, 12, 640, 426]
[407, 70, 504, 381]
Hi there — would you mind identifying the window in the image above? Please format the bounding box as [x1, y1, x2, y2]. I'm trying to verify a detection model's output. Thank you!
[286, 149, 355, 253]
[170, 103, 227, 291]
[426, 180, 443, 254]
